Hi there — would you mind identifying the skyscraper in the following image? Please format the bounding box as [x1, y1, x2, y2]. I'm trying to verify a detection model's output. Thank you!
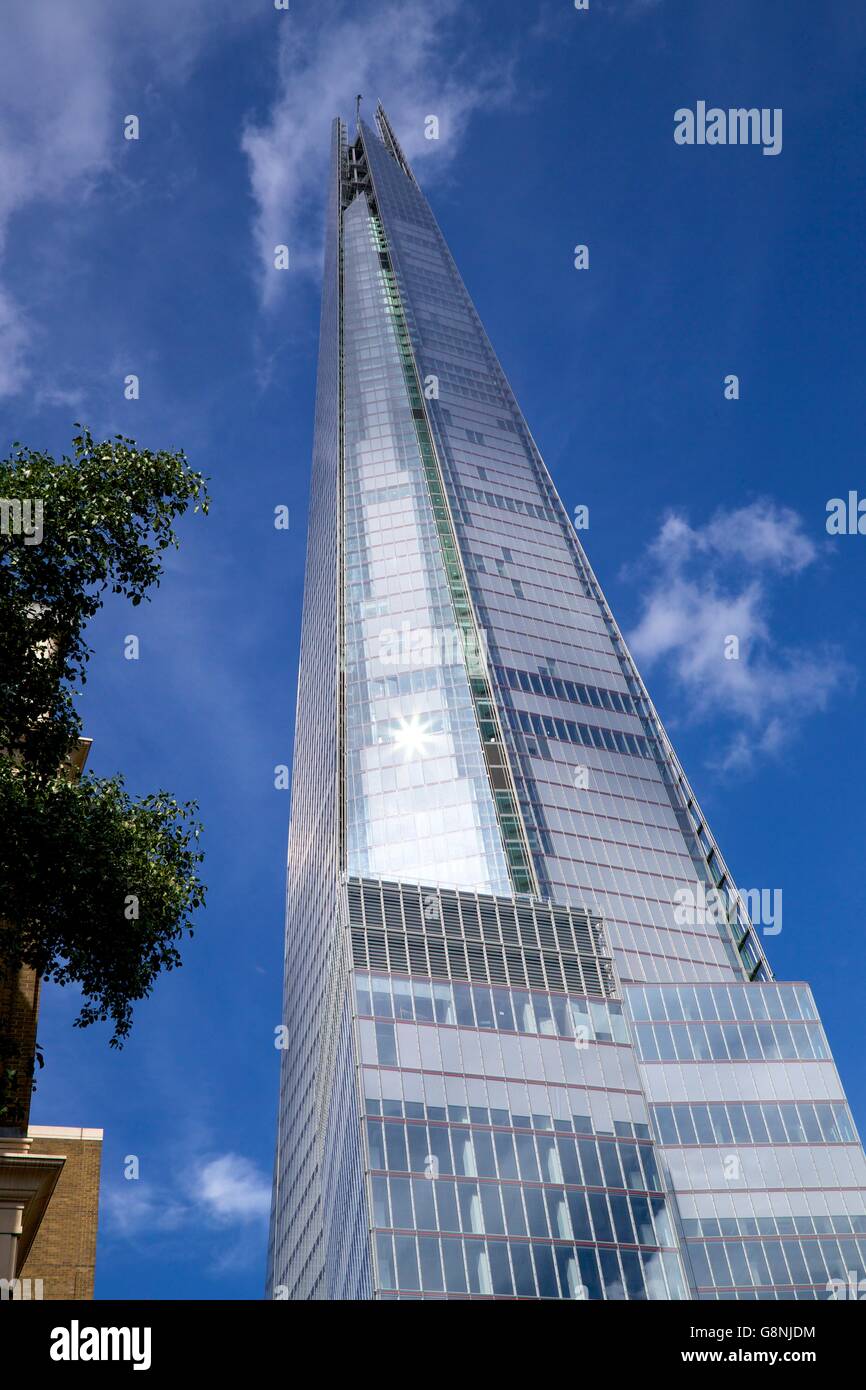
[267, 105, 866, 1302]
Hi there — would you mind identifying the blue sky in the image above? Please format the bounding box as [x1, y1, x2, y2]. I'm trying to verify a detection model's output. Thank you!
[3, 0, 865, 1299]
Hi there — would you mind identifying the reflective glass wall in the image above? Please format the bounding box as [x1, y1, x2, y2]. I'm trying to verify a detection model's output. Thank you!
[356, 963, 687, 1299]
[628, 982, 866, 1299]
[360, 114, 753, 990]
[342, 193, 512, 894]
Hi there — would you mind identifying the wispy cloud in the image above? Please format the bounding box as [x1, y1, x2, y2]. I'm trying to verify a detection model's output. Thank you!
[0, 0, 513, 393]
[103, 1151, 270, 1243]
[102, 1182, 189, 1240]
[628, 501, 852, 772]
[0, 0, 257, 399]
[0, 285, 29, 396]
[0, 4, 112, 396]
[241, 0, 515, 303]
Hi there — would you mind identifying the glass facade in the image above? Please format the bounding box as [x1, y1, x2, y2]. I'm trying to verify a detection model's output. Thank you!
[630, 981, 866, 1300]
[341, 192, 511, 893]
[267, 106, 866, 1301]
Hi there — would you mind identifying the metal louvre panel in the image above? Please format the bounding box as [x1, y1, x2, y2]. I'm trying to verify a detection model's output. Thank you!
[446, 938, 469, 980]
[406, 934, 429, 974]
[386, 933, 408, 973]
[366, 930, 387, 969]
[345, 875, 616, 999]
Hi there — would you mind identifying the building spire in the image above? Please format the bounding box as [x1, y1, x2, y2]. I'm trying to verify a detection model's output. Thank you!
[374, 101, 418, 185]
[355, 94, 362, 130]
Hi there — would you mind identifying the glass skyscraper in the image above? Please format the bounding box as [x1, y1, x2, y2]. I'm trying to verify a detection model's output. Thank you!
[267, 105, 866, 1302]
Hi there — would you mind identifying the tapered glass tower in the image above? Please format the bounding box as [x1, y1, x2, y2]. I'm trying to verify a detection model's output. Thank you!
[267, 106, 866, 1301]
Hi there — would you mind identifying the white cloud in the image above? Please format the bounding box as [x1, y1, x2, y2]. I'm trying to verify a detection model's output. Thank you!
[241, 0, 514, 302]
[645, 502, 817, 577]
[102, 1150, 271, 1245]
[0, 8, 112, 247]
[197, 1154, 271, 1225]
[0, 4, 113, 397]
[628, 501, 851, 771]
[0, 0, 257, 398]
[0, 0, 511, 394]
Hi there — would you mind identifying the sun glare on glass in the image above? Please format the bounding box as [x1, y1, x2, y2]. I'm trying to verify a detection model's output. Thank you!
[391, 713, 434, 759]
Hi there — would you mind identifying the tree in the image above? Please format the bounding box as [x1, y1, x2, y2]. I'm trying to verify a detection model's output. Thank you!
[0, 428, 210, 1059]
